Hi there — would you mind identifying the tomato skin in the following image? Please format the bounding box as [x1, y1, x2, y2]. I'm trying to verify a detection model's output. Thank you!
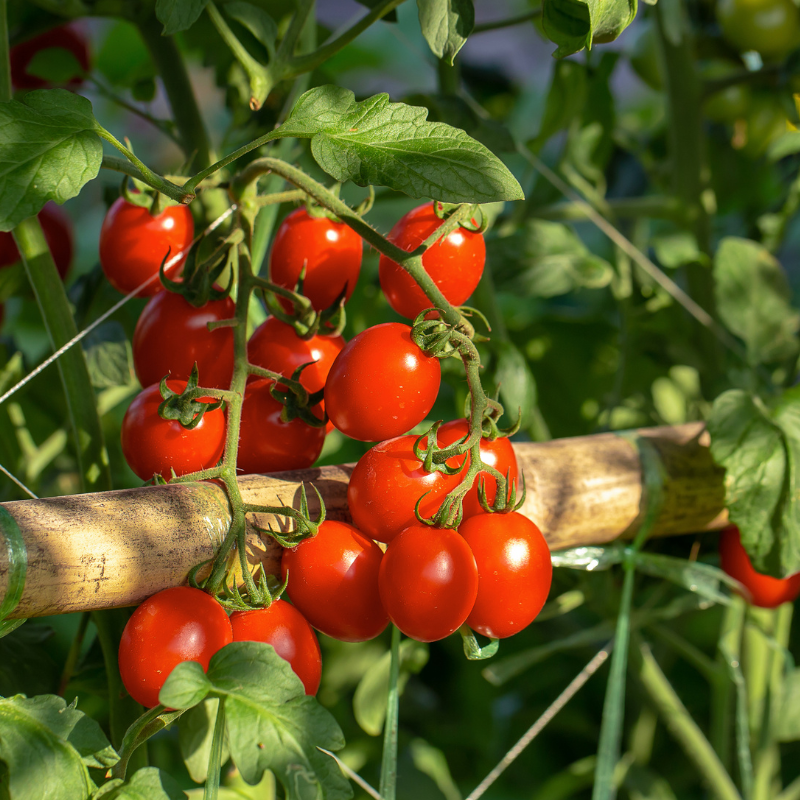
[119, 586, 232, 709]
[0, 203, 73, 279]
[10, 25, 90, 90]
[281, 520, 389, 642]
[230, 600, 322, 694]
[719, 525, 800, 608]
[716, 0, 800, 60]
[379, 525, 479, 642]
[459, 512, 552, 639]
[133, 292, 235, 390]
[237, 379, 325, 475]
[269, 208, 362, 311]
[348, 434, 462, 543]
[99, 198, 194, 297]
[247, 317, 345, 430]
[121, 380, 226, 481]
[378, 204, 486, 319]
[437, 420, 519, 519]
[324, 322, 441, 442]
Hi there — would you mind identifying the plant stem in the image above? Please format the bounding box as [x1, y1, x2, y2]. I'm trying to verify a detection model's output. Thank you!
[0, 0, 10, 102]
[57, 611, 91, 697]
[472, 8, 541, 33]
[532, 196, 684, 222]
[380, 625, 401, 800]
[204, 697, 227, 800]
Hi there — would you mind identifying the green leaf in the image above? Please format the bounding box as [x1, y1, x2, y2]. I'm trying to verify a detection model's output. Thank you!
[156, 0, 210, 35]
[26, 48, 84, 83]
[0, 624, 59, 698]
[225, 2, 277, 53]
[353, 639, 429, 736]
[0, 89, 103, 232]
[409, 739, 461, 800]
[114, 705, 185, 782]
[83, 323, 134, 389]
[0, 694, 117, 800]
[96, 22, 155, 88]
[278, 86, 524, 204]
[492, 340, 538, 434]
[713, 237, 800, 366]
[416, 0, 475, 64]
[652, 232, 704, 270]
[531, 61, 587, 150]
[93, 767, 188, 800]
[542, 0, 637, 57]
[179, 699, 231, 784]
[159, 661, 213, 710]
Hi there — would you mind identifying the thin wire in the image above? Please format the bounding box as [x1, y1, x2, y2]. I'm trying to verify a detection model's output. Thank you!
[0, 204, 237, 410]
[465, 642, 613, 800]
[0, 463, 38, 500]
[318, 747, 383, 800]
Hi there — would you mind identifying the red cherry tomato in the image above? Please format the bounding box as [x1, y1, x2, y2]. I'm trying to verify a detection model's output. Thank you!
[119, 586, 232, 708]
[269, 208, 362, 311]
[99, 198, 194, 297]
[10, 25, 90, 90]
[230, 600, 322, 694]
[347, 434, 462, 543]
[324, 322, 441, 442]
[379, 524, 479, 642]
[437, 420, 519, 519]
[719, 525, 800, 608]
[248, 317, 345, 431]
[378, 203, 486, 319]
[133, 292, 235, 390]
[280, 520, 389, 642]
[237, 379, 325, 475]
[459, 512, 552, 639]
[0, 203, 73, 279]
[121, 379, 226, 481]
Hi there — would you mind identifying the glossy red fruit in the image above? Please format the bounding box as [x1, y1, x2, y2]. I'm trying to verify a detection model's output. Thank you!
[269, 208, 362, 311]
[437, 420, 519, 519]
[237, 379, 325, 475]
[459, 512, 552, 639]
[230, 600, 322, 694]
[119, 586, 232, 708]
[378, 203, 486, 319]
[133, 292, 235, 390]
[324, 322, 441, 442]
[719, 525, 800, 608]
[121, 380, 226, 481]
[347, 434, 462, 544]
[247, 317, 345, 430]
[0, 203, 73, 279]
[281, 520, 389, 642]
[10, 25, 90, 90]
[99, 198, 194, 297]
[379, 524, 479, 642]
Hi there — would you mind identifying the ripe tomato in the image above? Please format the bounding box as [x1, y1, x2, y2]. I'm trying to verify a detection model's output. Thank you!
[378, 203, 486, 319]
[281, 520, 389, 642]
[0, 203, 73, 279]
[347, 434, 462, 543]
[247, 317, 345, 430]
[99, 198, 194, 297]
[379, 524, 479, 642]
[719, 525, 800, 608]
[230, 600, 322, 694]
[119, 586, 232, 708]
[716, 0, 800, 60]
[121, 380, 226, 481]
[133, 292, 235, 390]
[324, 322, 440, 442]
[10, 24, 90, 90]
[269, 208, 362, 311]
[237, 379, 325, 475]
[437, 420, 519, 519]
[459, 512, 552, 639]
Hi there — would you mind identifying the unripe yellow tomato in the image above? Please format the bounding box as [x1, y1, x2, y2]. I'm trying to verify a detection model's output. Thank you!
[716, 0, 800, 60]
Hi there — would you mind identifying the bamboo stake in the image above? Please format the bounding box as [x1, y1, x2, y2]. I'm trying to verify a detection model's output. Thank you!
[0, 423, 726, 618]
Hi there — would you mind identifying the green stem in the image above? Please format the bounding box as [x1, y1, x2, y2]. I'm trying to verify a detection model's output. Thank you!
[137, 14, 213, 170]
[204, 697, 227, 800]
[437, 56, 460, 95]
[57, 611, 91, 697]
[473, 8, 541, 33]
[711, 600, 743, 769]
[0, 0, 10, 102]
[532, 196, 684, 223]
[380, 625, 401, 800]
[703, 65, 780, 97]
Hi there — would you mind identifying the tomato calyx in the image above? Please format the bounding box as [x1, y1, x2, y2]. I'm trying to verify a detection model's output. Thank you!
[459, 624, 500, 660]
[157, 365, 227, 430]
[267, 370, 327, 428]
[412, 422, 467, 476]
[432, 201, 488, 234]
[248, 483, 327, 548]
[476, 468, 526, 514]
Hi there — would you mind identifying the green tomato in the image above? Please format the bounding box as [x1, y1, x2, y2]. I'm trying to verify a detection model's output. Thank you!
[701, 60, 751, 122]
[739, 96, 787, 156]
[628, 20, 663, 90]
[716, 0, 800, 60]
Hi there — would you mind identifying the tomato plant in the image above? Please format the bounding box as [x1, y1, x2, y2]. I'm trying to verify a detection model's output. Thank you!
[0, 202, 73, 278]
[99, 198, 194, 296]
[281, 520, 389, 642]
[378, 203, 486, 319]
[10, 24, 89, 89]
[230, 600, 322, 694]
[269, 207, 363, 311]
[121, 379, 226, 480]
[118, 586, 232, 708]
[324, 322, 441, 441]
